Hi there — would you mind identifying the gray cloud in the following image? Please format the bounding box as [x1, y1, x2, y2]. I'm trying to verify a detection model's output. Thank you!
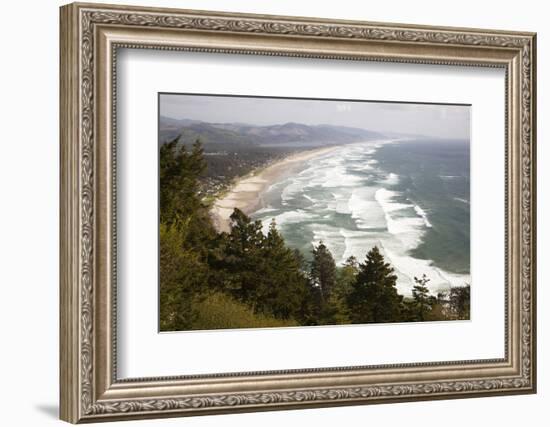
[160, 93, 470, 140]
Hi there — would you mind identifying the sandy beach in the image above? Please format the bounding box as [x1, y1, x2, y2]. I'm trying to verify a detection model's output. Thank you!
[210, 146, 339, 232]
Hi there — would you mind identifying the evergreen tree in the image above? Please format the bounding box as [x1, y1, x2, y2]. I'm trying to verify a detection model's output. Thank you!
[159, 221, 209, 331]
[336, 256, 359, 294]
[219, 208, 266, 305]
[263, 220, 310, 319]
[449, 284, 471, 320]
[344, 256, 358, 269]
[309, 242, 340, 324]
[159, 136, 214, 246]
[158, 132, 458, 331]
[329, 256, 359, 324]
[347, 246, 404, 323]
[160, 136, 204, 223]
[159, 137, 213, 331]
[411, 274, 436, 321]
[212, 212, 310, 321]
[310, 241, 337, 299]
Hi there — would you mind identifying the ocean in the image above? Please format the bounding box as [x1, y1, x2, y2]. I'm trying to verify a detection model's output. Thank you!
[250, 139, 470, 295]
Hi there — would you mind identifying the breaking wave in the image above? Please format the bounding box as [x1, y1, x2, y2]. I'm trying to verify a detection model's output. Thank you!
[252, 140, 470, 295]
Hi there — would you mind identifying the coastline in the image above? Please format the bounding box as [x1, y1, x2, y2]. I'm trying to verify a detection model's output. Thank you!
[210, 146, 339, 232]
[232, 138, 470, 294]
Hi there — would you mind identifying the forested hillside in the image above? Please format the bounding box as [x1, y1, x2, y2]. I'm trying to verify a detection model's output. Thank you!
[159, 137, 470, 331]
[159, 116, 383, 147]
[159, 117, 385, 199]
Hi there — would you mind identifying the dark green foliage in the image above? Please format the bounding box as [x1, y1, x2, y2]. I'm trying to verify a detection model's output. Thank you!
[160, 137, 205, 223]
[217, 208, 266, 305]
[337, 256, 359, 295]
[159, 221, 209, 331]
[308, 242, 340, 324]
[410, 274, 437, 321]
[159, 137, 215, 248]
[207, 212, 310, 323]
[432, 284, 470, 321]
[449, 284, 471, 320]
[328, 256, 358, 324]
[347, 246, 404, 324]
[158, 136, 468, 331]
[158, 137, 214, 331]
[263, 220, 311, 320]
[310, 242, 337, 299]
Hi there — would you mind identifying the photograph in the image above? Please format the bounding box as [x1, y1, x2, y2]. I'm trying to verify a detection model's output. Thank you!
[158, 94, 471, 332]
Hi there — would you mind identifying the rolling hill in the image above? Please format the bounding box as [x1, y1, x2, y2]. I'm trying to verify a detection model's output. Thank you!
[159, 116, 384, 148]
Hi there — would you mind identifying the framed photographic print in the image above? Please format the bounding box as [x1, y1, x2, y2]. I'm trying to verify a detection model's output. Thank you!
[60, 2, 537, 423]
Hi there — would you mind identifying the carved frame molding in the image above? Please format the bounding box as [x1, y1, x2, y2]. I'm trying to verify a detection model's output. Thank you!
[60, 2, 536, 423]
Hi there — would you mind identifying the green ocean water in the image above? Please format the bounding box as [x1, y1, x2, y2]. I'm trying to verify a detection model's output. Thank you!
[374, 139, 470, 274]
[251, 138, 470, 294]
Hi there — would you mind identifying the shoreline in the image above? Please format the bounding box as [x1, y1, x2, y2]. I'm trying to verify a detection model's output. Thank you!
[208, 138, 470, 293]
[210, 145, 340, 232]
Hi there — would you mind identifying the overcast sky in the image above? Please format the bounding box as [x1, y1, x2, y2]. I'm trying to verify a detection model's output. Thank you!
[160, 93, 470, 140]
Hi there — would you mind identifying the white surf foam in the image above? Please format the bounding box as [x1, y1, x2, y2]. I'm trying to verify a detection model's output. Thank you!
[348, 188, 386, 230]
[310, 224, 347, 261]
[375, 188, 425, 250]
[375, 189, 411, 213]
[320, 167, 364, 188]
[339, 228, 383, 265]
[380, 245, 470, 296]
[413, 205, 433, 228]
[280, 179, 303, 202]
[453, 197, 470, 204]
[380, 172, 400, 186]
[273, 209, 313, 225]
[251, 139, 469, 296]
[331, 191, 352, 214]
[254, 207, 278, 215]
[302, 194, 315, 203]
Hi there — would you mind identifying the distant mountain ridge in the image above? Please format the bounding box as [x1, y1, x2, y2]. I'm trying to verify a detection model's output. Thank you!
[159, 116, 385, 148]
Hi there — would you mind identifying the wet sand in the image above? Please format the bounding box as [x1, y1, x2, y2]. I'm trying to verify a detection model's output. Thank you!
[210, 146, 339, 232]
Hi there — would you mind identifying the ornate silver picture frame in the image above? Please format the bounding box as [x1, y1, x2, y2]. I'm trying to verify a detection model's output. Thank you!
[60, 2, 536, 423]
